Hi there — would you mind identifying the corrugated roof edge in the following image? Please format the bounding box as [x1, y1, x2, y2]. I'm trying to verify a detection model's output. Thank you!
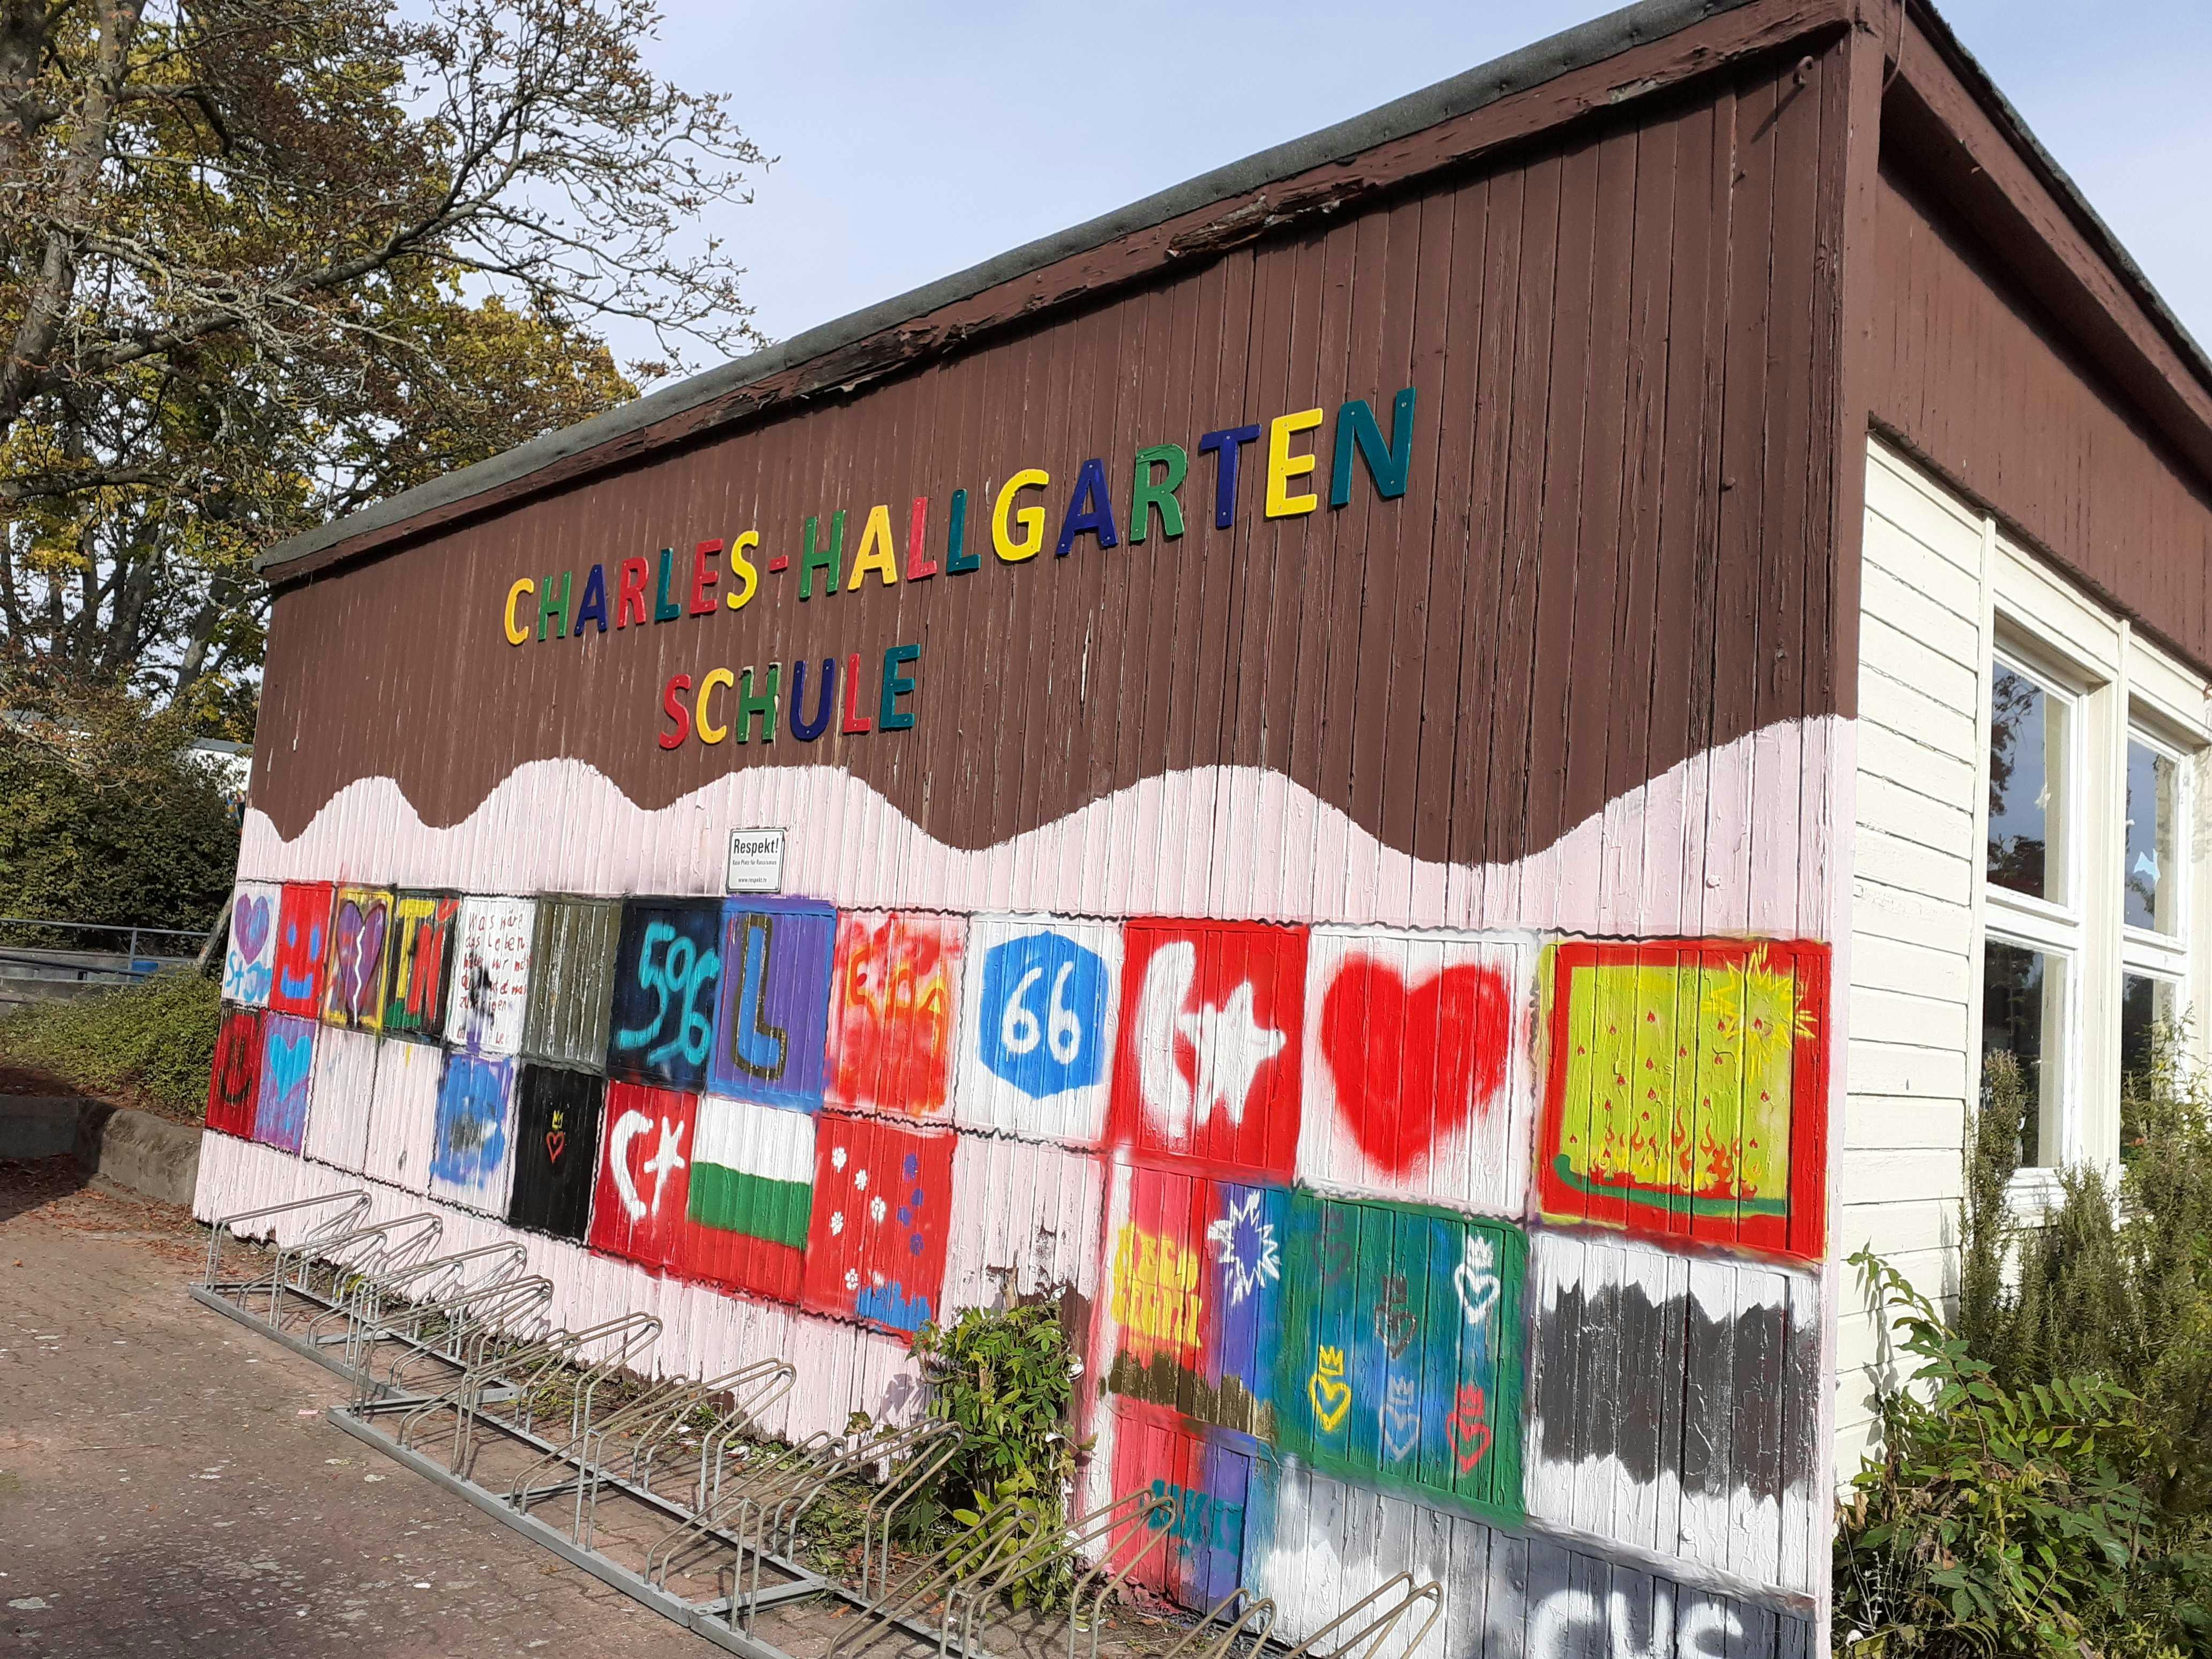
[253, 0, 1761, 578]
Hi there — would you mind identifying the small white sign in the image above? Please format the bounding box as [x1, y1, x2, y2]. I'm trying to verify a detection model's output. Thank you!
[727, 828, 787, 894]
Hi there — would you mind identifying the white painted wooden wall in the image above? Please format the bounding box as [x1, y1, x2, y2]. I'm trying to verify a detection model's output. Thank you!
[1839, 437, 2212, 1483]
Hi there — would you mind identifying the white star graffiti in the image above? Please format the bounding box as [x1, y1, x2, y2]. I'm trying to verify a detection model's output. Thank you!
[1178, 982, 1284, 1131]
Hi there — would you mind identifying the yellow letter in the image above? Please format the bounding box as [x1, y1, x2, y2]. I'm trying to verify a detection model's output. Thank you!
[846, 504, 901, 588]
[724, 531, 760, 611]
[696, 667, 735, 745]
[503, 577, 535, 645]
[1266, 407, 1325, 518]
[992, 468, 1050, 562]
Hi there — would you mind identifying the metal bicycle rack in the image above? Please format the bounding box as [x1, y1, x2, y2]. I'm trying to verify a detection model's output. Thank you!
[194, 1198, 1371, 1659]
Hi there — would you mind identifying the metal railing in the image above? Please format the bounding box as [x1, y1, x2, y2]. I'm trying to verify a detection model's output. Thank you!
[0, 915, 215, 962]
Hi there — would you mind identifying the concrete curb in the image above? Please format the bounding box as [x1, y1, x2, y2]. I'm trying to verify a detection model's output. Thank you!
[1, 1095, 201, 1208]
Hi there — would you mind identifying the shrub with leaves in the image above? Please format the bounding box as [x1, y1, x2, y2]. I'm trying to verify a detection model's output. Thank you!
[1834, 1251, 2210, 1657]
[0, 968, 223, 1120]
[909, 1298, 1081, 1519]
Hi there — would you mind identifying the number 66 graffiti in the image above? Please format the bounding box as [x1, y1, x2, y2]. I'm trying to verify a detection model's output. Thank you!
[608, 902, 724, 1091]
[977, 931, 1111, 1100]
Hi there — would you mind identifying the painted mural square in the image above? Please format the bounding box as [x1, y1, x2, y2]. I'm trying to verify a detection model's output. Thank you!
[954, 914, 1123, 1146]
[206, 1006, 265, 1137]
[321, 884, 395, 1032]
[606, 898, 723, 1092]
[445, 895, 536, 1055]
[268, 881, 334, 1017]
[706, 897, 835, 1111]
[587, 1081, 698, 1272]
[1111, 921, 1305, 1182]
[507, 1064, 606, 1241]
[304, 1025, 380, 1172]
[521, 896, 623, 1073]
[1095, 1162, 1284, 1444]
[1296, 928, 1533, 1216]
[672, 1093, 814, 1301]
[821, 910, 963, 1119]
[1271, 1190, 1526, 1523]
[364, 1038, 443, 1193]
[429, 1052, 519, 1214]
[253, 1013, 318, 1153]
[799, 1112, 954, 1334]
[221, 881, 281, 1007]
[383, 891, 459, 1040]
[1536, 938, 1830, 1261]
[1097, 1411, 1256, 1609]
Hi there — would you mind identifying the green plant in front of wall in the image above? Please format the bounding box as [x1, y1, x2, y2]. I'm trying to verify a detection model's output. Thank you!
[1832, 1250, 2207, 1658]
[908, 1298, 1086, 1609]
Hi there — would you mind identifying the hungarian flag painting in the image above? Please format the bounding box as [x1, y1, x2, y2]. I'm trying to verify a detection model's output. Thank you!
[674, 1094, 814, 1301]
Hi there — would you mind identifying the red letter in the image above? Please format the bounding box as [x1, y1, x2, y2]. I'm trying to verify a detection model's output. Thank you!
[840, 652, 874, 734]
[617, 557, 651, 628]
[689, 539, 722, 615]
[904, 496, 939, 581]
[659, 674, 693, 750]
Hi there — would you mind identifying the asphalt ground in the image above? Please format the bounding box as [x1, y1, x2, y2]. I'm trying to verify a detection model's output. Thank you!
[0, 1155, 683, 1658]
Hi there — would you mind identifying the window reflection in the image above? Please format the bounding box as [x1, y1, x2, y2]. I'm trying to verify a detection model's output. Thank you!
[2124, 739, 2177, 933]
[1984, 940, 2059, 1167]
[1989, 663, 2061, 900]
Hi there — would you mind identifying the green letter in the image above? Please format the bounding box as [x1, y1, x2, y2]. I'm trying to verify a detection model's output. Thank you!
[536, 570, 571, 641]
[799, 511, 846, 600]
[1129, 444, 1188, 544]
[735, 664, 780, 744]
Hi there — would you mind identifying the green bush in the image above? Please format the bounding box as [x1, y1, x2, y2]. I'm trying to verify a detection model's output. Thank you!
[0, 694, 240, 944]
[1835, 1251, 2210, 1657]
[1963, 1050, 2212, 1521]
[0, 969, 225, 1118]
[1836, 1046, 2212, 1656]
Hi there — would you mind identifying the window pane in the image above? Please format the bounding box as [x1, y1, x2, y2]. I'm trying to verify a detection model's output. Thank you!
[2124, 739, 2179, 933]
[1989, 663, 2063, 900]
[2120, 971, 2176, 1090]
[1983, 940, 2061, 1167]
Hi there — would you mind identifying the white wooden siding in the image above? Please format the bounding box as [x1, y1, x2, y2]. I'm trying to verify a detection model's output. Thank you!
[1837, 442, 1989, 1482]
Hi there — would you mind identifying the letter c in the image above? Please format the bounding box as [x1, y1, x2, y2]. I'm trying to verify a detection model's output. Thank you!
[696, 667, 735, 745]
[503, 577, 535, 645]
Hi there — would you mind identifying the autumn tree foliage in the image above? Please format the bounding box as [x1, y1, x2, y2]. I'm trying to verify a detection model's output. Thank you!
[1, 0, 767, 730]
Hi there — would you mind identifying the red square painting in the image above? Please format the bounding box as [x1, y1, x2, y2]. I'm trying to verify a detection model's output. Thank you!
[799, 1112, 955, 1335]
[268, 881, 335, 1018]
[1108, 922, 1306, 1182]
[206, 1007, 265, 1138]
[586, 1082, 699, 1274]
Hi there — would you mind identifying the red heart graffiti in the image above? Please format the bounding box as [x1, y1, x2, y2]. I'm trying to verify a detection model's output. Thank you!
[1319, 958, 1509, 1173]
[544, 1129, 567, 1165]
[1446, 1385, 1492, 1474]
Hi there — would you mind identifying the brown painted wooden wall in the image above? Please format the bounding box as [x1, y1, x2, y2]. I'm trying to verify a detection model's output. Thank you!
[254, 43, 1852, 863]
[1869, 162, 2212, 674]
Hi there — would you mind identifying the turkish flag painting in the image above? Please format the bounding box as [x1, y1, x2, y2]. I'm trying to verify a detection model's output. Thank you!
[1109, 922, 1305, 1182]
[586, 1082, 698, 1273]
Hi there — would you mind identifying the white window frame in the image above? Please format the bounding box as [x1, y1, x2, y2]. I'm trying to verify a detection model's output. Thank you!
[1981, 635, 2093, 1184]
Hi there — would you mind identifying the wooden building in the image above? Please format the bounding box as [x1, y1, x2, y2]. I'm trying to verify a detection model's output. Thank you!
[201, 0, 2212, 1650]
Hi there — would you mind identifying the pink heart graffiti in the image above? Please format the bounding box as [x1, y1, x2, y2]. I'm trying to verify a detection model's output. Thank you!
[334, 900, 387, 1016]
[233, 894, 271, 963]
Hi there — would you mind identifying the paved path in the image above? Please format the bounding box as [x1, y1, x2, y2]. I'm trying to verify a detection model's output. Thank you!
[0, 1157, 683, 1657]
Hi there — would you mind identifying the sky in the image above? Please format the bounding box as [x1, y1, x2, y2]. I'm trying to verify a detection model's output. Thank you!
[602, 0, 2212, 379]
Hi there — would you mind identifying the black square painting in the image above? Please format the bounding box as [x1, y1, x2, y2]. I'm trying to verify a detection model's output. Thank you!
[506, 1063, 605, 1240]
